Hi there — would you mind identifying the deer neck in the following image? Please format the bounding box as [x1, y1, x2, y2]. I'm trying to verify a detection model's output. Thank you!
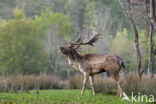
[66, 50, 82, 67]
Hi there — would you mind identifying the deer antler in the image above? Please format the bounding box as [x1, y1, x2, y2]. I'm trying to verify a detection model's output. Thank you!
[72, 31, 101, 46]
[75, 32, 83, 43]
[75, 30, 89, 43]
[82, 31, 101, 46]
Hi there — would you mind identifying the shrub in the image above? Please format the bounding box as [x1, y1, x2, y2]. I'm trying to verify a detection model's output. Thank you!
[123, 72, 156, 96]
[68, 74, 84, 89]
[94, 76, 116, 94]
[69, 73, 156, 96]
[0, 72, 156, 96]
[68, 74, 116, 94]
[0, 74, 69, 92]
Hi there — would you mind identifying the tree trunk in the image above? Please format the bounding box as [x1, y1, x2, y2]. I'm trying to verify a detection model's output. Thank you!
[147, 22, 154, 77]
[130, 16, 142, 77]
[119, 0, 142, 77]
[147, 0, 155, 77]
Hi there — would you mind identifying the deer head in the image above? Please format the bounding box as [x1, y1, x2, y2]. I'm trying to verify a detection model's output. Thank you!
[59, 31, 101, 56]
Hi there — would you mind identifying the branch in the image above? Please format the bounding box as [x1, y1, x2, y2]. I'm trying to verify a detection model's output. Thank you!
[119, 0, 130, 19]
[144, 0, 151, 21]
[146, 0, 156, 28]
[149, 0, 156, 20]
[154, 47, 156, 55]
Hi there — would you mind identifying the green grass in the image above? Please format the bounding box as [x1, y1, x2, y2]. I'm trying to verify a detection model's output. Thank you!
[0, 90, 143, 104]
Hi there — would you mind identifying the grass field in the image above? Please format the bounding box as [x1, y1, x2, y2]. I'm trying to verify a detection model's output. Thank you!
[0, 90, 145, 104]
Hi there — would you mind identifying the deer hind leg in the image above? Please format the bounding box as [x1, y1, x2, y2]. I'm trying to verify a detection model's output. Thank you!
[81, 72, 89, 95]
[89, 75, 95, 96]
[117, 77, 122, 97]
[111, 73, 122, 97]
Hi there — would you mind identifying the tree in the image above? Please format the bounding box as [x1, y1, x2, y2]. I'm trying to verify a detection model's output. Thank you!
[144, 0, 155, 77]
[119, 0, 143, 77]
[0, 8, 47, 74]
[0, 0, 16, 19]
[35, 12, 73, 74]
[0, 8, 73, 75]
[66, 0, 88, 34]
[110, 29, 136, 70]
[119, 0, 156, 77]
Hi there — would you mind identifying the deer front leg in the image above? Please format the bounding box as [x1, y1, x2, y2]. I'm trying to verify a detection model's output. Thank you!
[81, 73, 89, 95]
[89, 75, 95, 96]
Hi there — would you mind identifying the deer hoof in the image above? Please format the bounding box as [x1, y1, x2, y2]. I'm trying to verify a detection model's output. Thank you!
[119, 93, 122, 97]
[117, 93, 122, 97]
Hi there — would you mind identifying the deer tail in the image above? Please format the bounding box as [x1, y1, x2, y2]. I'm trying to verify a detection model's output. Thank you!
[121, 61, 126, 69]
[119, 59, 126, 70]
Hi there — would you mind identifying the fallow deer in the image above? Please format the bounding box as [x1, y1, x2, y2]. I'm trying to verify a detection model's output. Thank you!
[59, 31, 125, 97]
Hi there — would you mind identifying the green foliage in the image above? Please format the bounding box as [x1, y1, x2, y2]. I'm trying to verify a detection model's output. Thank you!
[83, 2, 97, 30]
[83, 0, 129, 35]
[0, 0, 155, 74]
[0, 0, 129, 36]
[108, 29, 152, 71]
[108, 0, 129, 34]
[65, 0, 88, 34]
[24, 0, 67, 17]
[109, 29, 136, 70]
[0, 13, 46, 74]
[0, 9, 73, 74]
[14, 8, 25, 20]
[34, 11, 73, 40]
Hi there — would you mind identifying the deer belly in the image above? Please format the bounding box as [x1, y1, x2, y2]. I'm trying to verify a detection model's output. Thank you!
[90, 63, 105, 70]
[91, 69, 106, 74]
